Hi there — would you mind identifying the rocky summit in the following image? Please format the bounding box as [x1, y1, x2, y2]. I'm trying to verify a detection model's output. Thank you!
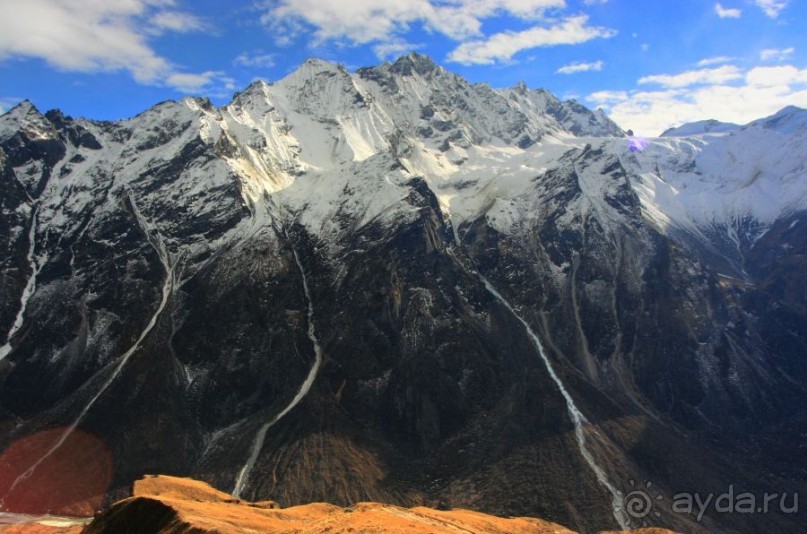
[0, 53, 805, 533]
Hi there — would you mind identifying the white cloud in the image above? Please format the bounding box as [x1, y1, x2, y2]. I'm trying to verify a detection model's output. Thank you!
[373, 41, 423, 60]
[263, 1, 616, 66]
[588, 64, 807, 135]
[556, 60, 603, 74]
[0, 0, 169, 83]
[448, 15, 616, 65]
[746, 65, 807, 87]
[697, 56, 734, 67]
[234, 52, 277, 69]
[265, 0, 566, 46]
[166, 71, 236, 95]
[0, 0, 225, 95]
[715, 3, 742, 18]
[760, 47, 795, 61]
[755, 0, 788, 18]
[587, 90, 628, 105]
[639, 65, 743, 88]
[149, 10, 206, 34]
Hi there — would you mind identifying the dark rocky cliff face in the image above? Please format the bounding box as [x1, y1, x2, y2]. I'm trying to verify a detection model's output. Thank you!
[0, 58, 805, 533]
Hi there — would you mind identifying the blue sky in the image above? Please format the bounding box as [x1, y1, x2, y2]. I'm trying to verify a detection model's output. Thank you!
[0, 0, 805, 135]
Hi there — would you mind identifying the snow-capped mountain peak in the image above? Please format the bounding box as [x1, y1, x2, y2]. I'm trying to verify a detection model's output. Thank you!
[387, 52, 443, 77]
[0, 100, 57, 143]
[273, 57, 367, 117]
[746, 104, 807, 134]
[660, 119, 741, 137]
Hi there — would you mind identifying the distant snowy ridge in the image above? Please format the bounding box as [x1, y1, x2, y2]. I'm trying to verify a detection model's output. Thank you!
[628, 105, 807, 238]
[661, 119, 740, 137]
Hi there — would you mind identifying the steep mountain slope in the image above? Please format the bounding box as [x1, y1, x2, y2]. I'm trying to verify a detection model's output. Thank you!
[0, 54, 805, 533]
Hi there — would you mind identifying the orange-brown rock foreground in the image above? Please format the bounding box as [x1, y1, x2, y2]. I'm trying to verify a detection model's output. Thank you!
[2, 475, 678, 533]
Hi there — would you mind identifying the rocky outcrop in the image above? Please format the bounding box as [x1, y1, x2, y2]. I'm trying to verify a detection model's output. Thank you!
[81, 475, 667, 534]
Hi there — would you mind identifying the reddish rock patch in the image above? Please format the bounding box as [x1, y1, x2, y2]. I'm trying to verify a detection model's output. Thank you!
[0, 429, 113, 516]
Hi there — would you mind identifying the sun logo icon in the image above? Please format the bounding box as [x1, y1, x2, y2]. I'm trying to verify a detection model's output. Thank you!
[621, 480, 664, 527]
